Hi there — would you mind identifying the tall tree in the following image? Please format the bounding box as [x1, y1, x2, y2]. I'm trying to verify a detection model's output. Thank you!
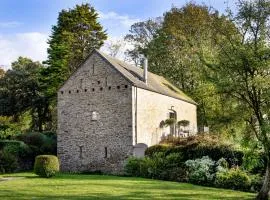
[0, 57, 49, 131]
[41, 3, 107, 97]
[124, 18, 162, 66]
[143, 3, 240, 132]
[203, 0, 270, 199]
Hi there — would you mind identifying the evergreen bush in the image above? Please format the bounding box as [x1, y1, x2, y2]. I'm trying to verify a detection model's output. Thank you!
[34, 155, 59, 178]
[215, 168, 251, 191]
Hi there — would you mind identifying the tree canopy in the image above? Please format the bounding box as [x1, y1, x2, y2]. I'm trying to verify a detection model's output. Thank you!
[41, 3, 107, 97]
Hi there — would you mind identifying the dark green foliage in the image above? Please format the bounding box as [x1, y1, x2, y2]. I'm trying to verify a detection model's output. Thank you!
[0, 117, 21, 139]
[2, 140, 32, 157]
[242, 151, 266, 175]
[125, 153, 187, 182]
[0, 57, 42, 118]
[0, 150, 18, 173]
[0, 132, 57, 172]
[201, 0, 270, 198]
[0, 140, 23, 149]
[0, 140, 33, 171]
[0, 57, 50, 131]
[145, 144, 243, 167]
[145, 145, 170, 156]
[125, 157, 148, 177]
[42, 3, 107, 97]
[17, 132, 57, 155]
[215, 168, 251, 191]
[250, 174, 263, 192]
[34, 155, 59, 178]
[17, 132, 46, 147]
[146, 134, 244, 166]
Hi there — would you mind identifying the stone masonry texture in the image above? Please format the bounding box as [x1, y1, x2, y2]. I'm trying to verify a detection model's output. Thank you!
[58, 51, 197, 173]
[57, 52, 133, 173]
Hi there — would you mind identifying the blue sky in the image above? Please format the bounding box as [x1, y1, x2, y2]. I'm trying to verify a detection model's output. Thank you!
[0, 0, 236, 69]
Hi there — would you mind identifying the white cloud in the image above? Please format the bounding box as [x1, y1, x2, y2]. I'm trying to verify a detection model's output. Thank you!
[98, 11, 140, 28]
[0, 21, 22, 28]
[0, 32, 48, 70]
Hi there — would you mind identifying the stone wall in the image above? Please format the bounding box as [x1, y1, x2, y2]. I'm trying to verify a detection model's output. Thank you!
[133, 87, 197, 147]
[57, 52, 133, 173]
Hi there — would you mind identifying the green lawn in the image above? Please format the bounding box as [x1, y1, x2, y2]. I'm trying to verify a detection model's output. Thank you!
[0, 173, 255, 200]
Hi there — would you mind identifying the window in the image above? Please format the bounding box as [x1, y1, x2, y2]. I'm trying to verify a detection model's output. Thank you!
[117, 86, 120, 89]
[92, 88, 95, 92]
[92, 111, 98, 121]
[92, 63, 95, 74]
[69, 91, 71, 94]
[61, 91, 64, 94]
[125, 85, 128, 88]
[84, 89, 87, 92]
[169, 111, 177, 136]
[80, 79, 83, 89]
[108, 86, 111, 90]
[106, 76, 112, 86]
[100, 87, 103, 91]
[98, 81, 101, 84]
[77, 90, 79, 93]
[104, 147, 108, 158]
[79, 146, 83, 159]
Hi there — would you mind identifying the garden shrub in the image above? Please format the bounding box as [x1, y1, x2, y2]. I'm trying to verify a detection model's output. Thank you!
[163, 166, 188, 182]
[149, 134, 244, 167]
[215, 168, 251, 191]
[42, 131, 57, 139]
[250, 174, 263, 192]
[17, 132, 47, 147]
[0, 140, 34, 171]
[17, 132, 57, 155]
[216, 157, 229, 173]
[40, 137, 57, 155]
[0, 150, 18, 173]
[125, 153, 187, 182]
[125, 157, 146, 177]
[0, 116, 21, 140]
[3, 141, 31, 157]
[145, 144, 243, 167]
[242, 151, 266, 175]
[0, 140, 24, 149]
[145, 145, 170, 157]
[0, 132, 57, 173]
[34, 155, 59, 178]
[185, 156, 215, 185]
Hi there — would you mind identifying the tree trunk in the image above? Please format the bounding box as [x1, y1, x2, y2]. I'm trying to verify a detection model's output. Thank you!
[256, 159, 270, 200]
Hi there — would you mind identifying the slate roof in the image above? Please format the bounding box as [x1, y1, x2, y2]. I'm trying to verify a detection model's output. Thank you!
[95, 50, 196, 105]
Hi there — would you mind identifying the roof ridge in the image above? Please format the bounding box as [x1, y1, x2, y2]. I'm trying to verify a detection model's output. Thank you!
[89, 49, 196, 105]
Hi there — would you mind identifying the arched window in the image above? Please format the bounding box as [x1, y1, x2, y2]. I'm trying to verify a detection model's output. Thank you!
[168, 107, 177, 136]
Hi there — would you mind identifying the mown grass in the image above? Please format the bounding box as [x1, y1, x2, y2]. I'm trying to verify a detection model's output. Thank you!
[0, 173, 255, 200]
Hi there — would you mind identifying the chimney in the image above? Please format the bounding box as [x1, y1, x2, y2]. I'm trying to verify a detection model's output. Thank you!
[143, 57, 148, 84]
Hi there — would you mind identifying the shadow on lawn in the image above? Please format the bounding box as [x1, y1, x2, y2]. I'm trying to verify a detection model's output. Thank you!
[0, 190, 254, 200]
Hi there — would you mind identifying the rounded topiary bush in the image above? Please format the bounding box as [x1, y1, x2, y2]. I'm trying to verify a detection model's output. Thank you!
[34, 155, 59, 178]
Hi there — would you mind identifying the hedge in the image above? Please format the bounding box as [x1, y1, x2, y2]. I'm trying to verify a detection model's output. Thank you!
[34, 155, 59, 178]
[145, 144, 244, 167]
[0, 140, 24, 150]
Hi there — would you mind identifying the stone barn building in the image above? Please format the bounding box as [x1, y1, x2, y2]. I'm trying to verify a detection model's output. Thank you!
[57, 49, 197, 173]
